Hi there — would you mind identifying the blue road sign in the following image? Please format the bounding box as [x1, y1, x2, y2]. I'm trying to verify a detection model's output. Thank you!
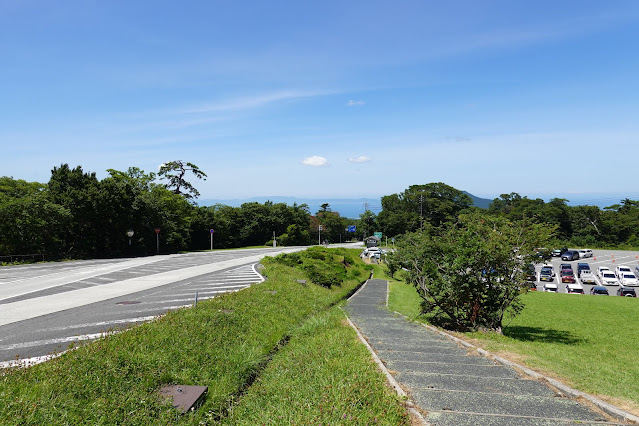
[347, 225, 356, 233]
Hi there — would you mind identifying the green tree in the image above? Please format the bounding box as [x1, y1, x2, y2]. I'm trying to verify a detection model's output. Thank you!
[396, 211, 555, 333]
[158, 160, 207, 199]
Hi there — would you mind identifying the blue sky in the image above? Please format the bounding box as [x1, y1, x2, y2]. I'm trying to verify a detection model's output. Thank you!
[2, 1, 639, 204]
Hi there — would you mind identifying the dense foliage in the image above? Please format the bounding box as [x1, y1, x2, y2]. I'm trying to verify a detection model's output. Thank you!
[395, 212, 555, 332]
[372, 185, 639, 250]
[0, 165, 314, 260]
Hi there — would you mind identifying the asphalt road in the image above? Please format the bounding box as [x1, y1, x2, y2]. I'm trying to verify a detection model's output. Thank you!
[531, 248, 639, 296]
[0, 246, 328, 366]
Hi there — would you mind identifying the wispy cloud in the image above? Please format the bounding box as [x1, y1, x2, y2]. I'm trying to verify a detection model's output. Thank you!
[301, 156, 329, 167]
[348, 155, 371, 163]
[347, 100, 365, 107]
[188, 90, 334, 114]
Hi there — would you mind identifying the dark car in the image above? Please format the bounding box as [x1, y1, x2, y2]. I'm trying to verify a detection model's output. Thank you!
[617, 287, 637, 297]
[525, 264, 536, 282]
[590, 286, 609, 295]
[577, 263, 590, 277]
[560, 263, 573, 271]
[561, 250, 580, 261]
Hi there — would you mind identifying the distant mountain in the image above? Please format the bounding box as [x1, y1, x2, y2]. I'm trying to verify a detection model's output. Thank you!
[463, 191, 493, 209]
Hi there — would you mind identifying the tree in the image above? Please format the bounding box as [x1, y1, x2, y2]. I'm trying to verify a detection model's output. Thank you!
[158, 160, 207, 199]
[396, 211, 555, 333]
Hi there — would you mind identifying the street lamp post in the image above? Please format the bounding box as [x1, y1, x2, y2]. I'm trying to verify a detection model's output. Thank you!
[126, 229, 134, 246]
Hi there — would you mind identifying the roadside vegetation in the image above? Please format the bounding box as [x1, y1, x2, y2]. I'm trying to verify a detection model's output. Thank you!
[385, 267, 639, 415]
[0, 248, 409, 424]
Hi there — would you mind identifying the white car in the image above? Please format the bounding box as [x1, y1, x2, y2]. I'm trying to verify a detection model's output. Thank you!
[579, 270, 596, 284]
[565, 282, 584, 294]
[615, 265, 633, 279]
[619, 273, 639, 287]
[600, 271, 619, 286]
[543, 282, 558, 292]
[578, 249, 593, 258]
[597, 266, 611, 276]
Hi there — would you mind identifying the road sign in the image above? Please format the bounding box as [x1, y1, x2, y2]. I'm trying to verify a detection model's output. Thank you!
[155, 228, 161, 234]
[319, 225, 323, 231]
[374, 232, 382, 238]
[210, 229, 215, 233]
[347, 225, 356, 233]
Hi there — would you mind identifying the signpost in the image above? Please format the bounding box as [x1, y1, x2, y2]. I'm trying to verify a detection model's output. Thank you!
[374, 231, 382, 239]
[155, 228, 160, 254]
[347, 225, 356, 233]
[210, 229, 214, 251]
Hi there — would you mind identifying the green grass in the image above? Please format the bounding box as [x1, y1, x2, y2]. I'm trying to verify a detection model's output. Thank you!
[222, 307, 410, 425]
[387, 273, 639, 413]
[0, 248, 408, 424]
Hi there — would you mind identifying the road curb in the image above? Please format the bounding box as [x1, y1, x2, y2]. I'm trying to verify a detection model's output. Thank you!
[392, 310, 639, 425]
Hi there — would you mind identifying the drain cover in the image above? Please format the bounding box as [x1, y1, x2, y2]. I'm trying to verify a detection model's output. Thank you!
[159, 385, 208, 413]
[116, 301, 141, 305]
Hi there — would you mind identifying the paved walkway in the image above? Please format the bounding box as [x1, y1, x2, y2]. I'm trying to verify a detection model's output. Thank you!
[345, 279, 626, 425]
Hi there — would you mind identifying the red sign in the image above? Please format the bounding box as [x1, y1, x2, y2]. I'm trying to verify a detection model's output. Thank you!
[210, 229, 215, 233]
[155, 228, 161, 234]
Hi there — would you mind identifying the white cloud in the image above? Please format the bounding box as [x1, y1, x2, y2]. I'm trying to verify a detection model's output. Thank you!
[347, 100, 365, 107]
[301, 156, 329, 167]
[348, 155, 371, 163]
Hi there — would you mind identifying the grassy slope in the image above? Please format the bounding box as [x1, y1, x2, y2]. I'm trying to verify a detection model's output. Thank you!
[382, 265, 639, 413]
[0, 249, 409, 424]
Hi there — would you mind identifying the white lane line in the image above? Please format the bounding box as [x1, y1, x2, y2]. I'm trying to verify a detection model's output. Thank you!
[1, 333, 108, 351]
[33, 316, 157, 333]
[1, 354, 61, 369]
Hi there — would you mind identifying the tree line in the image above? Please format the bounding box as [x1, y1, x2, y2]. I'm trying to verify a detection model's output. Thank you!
[362, 183, 639, 249]
[0, 164, 358, 260]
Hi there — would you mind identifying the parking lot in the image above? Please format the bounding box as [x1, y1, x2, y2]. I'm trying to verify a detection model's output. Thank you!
[532, 249, 639, 296]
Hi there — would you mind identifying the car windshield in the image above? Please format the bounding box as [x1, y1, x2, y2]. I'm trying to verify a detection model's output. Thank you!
[562, 270, 574, 275]
[624, 274, 636, 279]
[603, 273, 616, 278]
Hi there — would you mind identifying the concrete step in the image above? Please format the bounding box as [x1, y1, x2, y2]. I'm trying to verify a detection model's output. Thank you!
[412, 389, 607, 421]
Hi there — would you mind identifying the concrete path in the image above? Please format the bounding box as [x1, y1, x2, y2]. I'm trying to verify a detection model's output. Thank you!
[345, 279, 626, 425]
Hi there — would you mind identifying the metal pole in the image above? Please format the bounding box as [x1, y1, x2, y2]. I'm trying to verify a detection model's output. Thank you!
[273, 231, 276, 247]
[156, 233, 159, 254]
[318, 226, 321, 245]
[210, 232, 213, 251]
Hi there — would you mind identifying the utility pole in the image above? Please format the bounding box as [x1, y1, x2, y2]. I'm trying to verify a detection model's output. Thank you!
[419, 190, 424, 231]
[318, 225, 322, 245]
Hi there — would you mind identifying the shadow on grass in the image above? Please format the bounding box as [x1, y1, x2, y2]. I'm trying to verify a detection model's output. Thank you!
[504, 326, 586, 345]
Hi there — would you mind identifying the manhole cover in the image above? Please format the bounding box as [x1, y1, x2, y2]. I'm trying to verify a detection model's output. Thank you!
[116, 301, 141, 305]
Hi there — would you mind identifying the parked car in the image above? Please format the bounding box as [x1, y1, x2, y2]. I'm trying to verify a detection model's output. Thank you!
[579, 270, 596, 284]
[577, 263, 590, 277]
[561, 250, 580, 261]
[578, 249, 593, 258]
[590, 286, 609, 295]
[600, 271, 619, 286]
[619, 274, 639, 287]
[543, 282, 558, 292]
[566, 282, 584, 294]
[525, 264, 537, 282]
[560, 269, 576, 283]
[597, 266, 611, 276]
[560, 263, 573, 271]
[552, 247, 568, 257]
[617, 287, 637, 297]
[540, 266, 554, 282]
[614, 265, 633, 279]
